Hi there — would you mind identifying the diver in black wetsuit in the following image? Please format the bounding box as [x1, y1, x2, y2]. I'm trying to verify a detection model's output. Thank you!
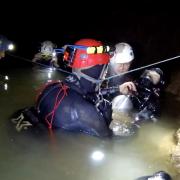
[35, 39, 115, 137]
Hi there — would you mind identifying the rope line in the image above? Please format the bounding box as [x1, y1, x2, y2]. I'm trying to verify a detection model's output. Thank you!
[7, 52, 180, 83]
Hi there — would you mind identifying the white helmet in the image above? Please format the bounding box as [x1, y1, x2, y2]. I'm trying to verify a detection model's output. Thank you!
[111, 42, 134, 64]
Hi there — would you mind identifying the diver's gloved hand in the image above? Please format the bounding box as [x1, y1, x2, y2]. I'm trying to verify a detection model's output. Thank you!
[11, 107, 39, 132]
[11, 113, 32, 132]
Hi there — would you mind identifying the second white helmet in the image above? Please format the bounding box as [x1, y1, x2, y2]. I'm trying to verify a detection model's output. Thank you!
[111, 42, 134, 64]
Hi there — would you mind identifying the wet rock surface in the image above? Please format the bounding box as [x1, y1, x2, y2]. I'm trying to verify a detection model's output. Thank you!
[165, 71, 180, 101]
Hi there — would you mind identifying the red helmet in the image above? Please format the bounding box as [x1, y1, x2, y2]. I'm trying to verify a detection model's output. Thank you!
[63, 39, 110, 68]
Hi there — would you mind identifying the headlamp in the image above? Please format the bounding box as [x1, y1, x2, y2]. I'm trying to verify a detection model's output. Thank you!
[8, 43, 15, 51]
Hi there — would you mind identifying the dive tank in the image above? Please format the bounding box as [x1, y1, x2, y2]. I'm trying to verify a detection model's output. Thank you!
[112, 95, 133, 113]
[110, 95, 136, 137]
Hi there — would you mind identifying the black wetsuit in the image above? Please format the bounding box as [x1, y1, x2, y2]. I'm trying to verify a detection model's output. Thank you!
[35, 75, 112, 137]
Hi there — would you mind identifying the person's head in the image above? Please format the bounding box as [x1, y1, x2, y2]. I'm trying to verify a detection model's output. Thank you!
[110, 42, 134, 74]
[40, 41, 56, 55]
[63, 38, 110, 92]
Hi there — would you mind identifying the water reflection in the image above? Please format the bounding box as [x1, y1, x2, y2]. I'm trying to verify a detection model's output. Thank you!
[0, 65, 180, 180]
[91, 151, 105, 161]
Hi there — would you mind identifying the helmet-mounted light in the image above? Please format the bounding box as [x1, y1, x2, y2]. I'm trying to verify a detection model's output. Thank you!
[55, 45, 111, 67]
